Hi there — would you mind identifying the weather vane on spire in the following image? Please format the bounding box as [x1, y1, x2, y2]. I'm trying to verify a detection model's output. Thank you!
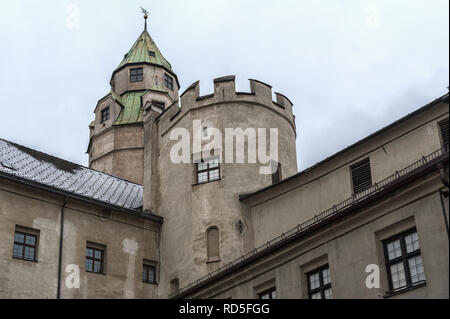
[140, 7, 149, 30]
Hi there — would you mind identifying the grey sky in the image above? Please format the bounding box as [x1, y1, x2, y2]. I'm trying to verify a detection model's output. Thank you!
[0, 0, 448, 171]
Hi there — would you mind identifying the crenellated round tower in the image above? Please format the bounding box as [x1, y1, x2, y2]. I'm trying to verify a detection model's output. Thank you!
[145, 76, 298, 297]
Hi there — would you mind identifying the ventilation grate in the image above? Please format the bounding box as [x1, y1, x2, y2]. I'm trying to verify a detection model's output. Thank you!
[440, 120, 449, 149]
[351, 159, 372, 194]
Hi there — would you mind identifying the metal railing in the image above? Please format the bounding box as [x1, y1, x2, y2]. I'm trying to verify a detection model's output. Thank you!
[170, 146, 448, 298]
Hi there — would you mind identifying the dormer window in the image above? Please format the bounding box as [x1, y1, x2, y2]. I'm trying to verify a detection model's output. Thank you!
[130, 68, 143, 83]
[148, 50, 155, 57]
[164, 74, 174, 91]
[152, 101, 165, 111]
[101, 107, 110, 123]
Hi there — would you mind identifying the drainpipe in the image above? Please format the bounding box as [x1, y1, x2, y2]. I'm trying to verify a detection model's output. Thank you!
[57, 197, 69, 299]
[437, 163, 449, 240]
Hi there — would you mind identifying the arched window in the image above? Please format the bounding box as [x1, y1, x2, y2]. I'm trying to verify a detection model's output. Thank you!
[207, 227, 220, 262]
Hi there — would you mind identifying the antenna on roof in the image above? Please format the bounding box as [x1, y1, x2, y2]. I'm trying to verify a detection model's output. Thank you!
[140, 7, 149, 31]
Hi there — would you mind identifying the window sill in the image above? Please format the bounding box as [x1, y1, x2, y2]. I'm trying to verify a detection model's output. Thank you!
[143, 281, 158, 285]
[207, 258, 221, 264]
[192, 179, 222, 187]
[383, 281, 426, 298]
[85, 270, 107, 276]
[12, 257, 38, 263]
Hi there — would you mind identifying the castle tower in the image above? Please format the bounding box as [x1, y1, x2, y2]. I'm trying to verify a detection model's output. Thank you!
[88, 18, 180, 184]
[145, 76, 298, 297]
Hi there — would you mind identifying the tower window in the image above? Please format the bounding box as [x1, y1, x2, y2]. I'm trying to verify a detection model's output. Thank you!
[101, 107, 110, 123]
[207, 226, 220, 262]
[439, 119, 449, 150]
[143, 263, 157, 284]
[130, 68, 143, 83]
[351, 159, 372, 194]
[164, 74, 174, 91]
[383, 229, 426, 294]
[85, 243, 106, 274]
[196, 158, 220, 184]
[307, 265, 332, 299]
[148, 50, 155, 57]
[13, 226, 39, 262]
[152, 101, 165, 111]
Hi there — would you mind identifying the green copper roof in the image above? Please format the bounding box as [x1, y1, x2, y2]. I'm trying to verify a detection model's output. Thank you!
[116, 30, 172, 71]
[114, 91, 147, 125]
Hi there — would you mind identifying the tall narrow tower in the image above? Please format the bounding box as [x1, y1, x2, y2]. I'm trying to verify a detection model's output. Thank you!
[88, 16, 179, 184]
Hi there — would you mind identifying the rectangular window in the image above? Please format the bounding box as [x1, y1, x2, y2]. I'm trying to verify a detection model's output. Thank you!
[101, 107, 110, 123]
[258, 287, 277, 299]
[351, 159, 372, 194]
[383, 229, 426, 293]
[130, 68, 143, 83]
[196, 158, 220, 184]
[307, 265, 332, 299]
[439, 119, 449, 150]
[164, 74, 174, 91]
[148, 50, 156, 57]
[143, 263, 157, 284]
[13, 226, 39, 262]
[85, 243, 105, 274]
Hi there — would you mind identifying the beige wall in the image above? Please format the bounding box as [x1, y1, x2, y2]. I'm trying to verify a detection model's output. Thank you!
[0, 180, 160, 299]
[89, 125, 144, 184]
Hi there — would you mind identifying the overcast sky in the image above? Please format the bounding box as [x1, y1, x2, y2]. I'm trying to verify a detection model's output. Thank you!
[0, 0, 448, 171]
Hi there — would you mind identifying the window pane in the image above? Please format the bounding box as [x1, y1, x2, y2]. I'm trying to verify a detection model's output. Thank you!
[94, 261, 102, 273]
[94, 250, 102, 260]
[25, 235, 36, 246]
[311, 292, 322, 299]
[85, 259, 93, 272]
[13, 243, 23, 258]
[309, 272, 320, 290]
[322, 268, 331, 285]
[143, 267, 148, 282]
[387, 240, 402, 260]
[324, 288, 333, 299]
[24, 247, 35, 260]
[408, 255, 426, 284]
[390, 262, 407, 290]
[198, 162, 208, 171]
[86, 248, 93, 258]
[14, 233, 24, 243]
[405, 232, 420, 254]
[271, 290, 277, 299]
[260, 293, 269, 299]
[148, 266, 155, 282]
[209, 158, 219, 168]
[209, 169, 219, 181]
[198, 172, 208, 184]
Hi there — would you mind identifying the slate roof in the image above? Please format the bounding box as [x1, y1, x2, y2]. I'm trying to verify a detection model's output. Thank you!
[116, 30, 172, 72]
[0, 139, 146, 213]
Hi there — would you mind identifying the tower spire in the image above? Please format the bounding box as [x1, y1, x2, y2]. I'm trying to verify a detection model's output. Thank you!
[140, 7, 149, 31]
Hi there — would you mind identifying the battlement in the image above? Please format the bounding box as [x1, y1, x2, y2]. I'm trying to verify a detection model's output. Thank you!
[154, 76, 296, 135]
